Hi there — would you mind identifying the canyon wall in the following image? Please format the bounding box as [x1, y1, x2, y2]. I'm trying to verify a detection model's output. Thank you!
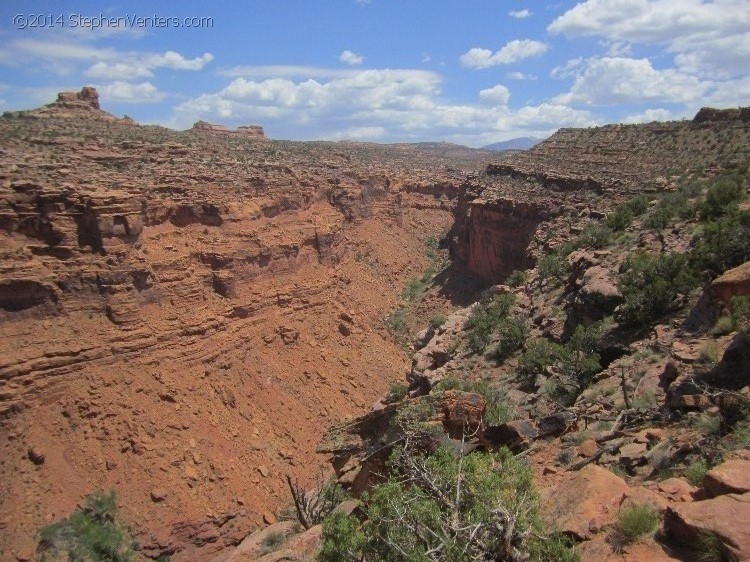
[450, 108, 750, 283]
[0, 92, 477, 561]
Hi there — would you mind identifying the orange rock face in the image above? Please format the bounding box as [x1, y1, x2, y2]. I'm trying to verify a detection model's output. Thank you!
[0, 97, 490, 560]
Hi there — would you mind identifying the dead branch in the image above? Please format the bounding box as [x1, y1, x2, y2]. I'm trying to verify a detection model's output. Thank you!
[567, 438, 625, 472]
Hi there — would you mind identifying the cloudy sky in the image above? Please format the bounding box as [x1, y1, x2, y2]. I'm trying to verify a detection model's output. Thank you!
[1, 0, 749, 146]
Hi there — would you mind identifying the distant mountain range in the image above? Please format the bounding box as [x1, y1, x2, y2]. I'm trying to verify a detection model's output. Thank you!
[482, 137, 543, 151]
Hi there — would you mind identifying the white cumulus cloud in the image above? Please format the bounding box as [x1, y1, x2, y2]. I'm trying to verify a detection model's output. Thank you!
[460, 40, 548, 69]
[551, 56, 711, 105]
[96, 81, 165, 103]
[509, 9, 532, 19]
[479, 84, 510, 106]
[339, 50, 364, 65]
[549, 0, 750, 78]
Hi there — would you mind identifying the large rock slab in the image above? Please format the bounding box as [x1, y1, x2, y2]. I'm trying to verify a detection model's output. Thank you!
[540, 465, 629, 539]
[712, 261, 750, 309]
[703, 459, 750, 497]
[664, 493, 750, 561]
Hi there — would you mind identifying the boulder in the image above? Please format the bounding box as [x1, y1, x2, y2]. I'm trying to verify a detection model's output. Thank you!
[538, 411, 577, 436]
[441, 390, 486, 437]
[711, 261, 750, 310]
[482, 420, 538, 452]
[540, 464, 629, 539]
[703, 459, 750, 497]
[664, 493, 750, 561]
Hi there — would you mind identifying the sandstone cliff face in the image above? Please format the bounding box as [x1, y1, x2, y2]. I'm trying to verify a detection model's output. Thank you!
[0, 95, 487, 560]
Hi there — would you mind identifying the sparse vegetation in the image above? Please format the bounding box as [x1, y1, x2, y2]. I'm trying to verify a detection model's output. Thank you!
[261, 531, 287, 555]
[38, 490, 135, 562]
[318, 445, 577, 561]
[614, 504, 660, 543]
[429, 314, 447, 329]
[537, 253, 568, 284]
[386, 381, 409, 403]
[617, 252, 697, 328]
[466, 293, 516, 353]
[685, 459, 709, 486]
[506, 269, 529, 287]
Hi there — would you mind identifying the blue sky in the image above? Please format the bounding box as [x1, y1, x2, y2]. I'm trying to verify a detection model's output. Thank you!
[1, 0, 749, 146]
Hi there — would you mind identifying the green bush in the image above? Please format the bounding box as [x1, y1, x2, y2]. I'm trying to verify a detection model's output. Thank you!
[615, 504, 660, 543]
[402, 277, 425, 301]
[558, 322, 604, 396]
[517, 338, 562, 385]
[691, 210, 750, 277]
[700, 175, 746, 220]
[318, 511, 365, 562]
[537, 253, 568, 284]
[732, 296, 750, 331]
[643, 192, 693, 231]
[618, 252, 698, 328]
[318, 446, 577, 561]
[385, 308, 408, 336]
[261, 531, 286, 554]
[38, 490, 135, 562]
[466, 294, 515, 353]
[605, 205, 634, 232]
[386, 382, 409, 403]
[506, 269, 529, 287]
[491, 317, 529, 363]
[624, 195, 653, 216]
[685, 459, 708, 486]
[429, 314, 447, 329]
[578, 222, 613, 249]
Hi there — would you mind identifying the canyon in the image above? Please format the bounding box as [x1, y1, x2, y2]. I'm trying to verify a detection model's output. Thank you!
[1, 88, 750, 561]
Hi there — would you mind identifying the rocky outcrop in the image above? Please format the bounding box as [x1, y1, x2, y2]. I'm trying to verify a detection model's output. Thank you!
[3, 87, 128, 122]
[711, 260, 750, 310]
[192, 120, 266, 140]
[540, 465, 629, 540]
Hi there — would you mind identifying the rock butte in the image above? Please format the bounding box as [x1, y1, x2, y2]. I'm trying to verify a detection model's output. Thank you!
[1, 88, 750, 560]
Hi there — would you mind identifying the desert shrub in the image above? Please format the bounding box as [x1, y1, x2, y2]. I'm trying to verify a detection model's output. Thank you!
[386, 382, 409, 403]
[578, 222, 613, 249]
[38, 490, 135, 562]
[429, 314, 447, 329]
[537, 253, 568, 284]
[517, 338, 562, 385]
[385, 308, 408, 336]
[261, 531, 287, 554]
[685, 459, 708, 486]
[402, 277, 425, 301]
[558, 321, 605, 396]
[466, 294, 515, 353]
[319, 511, 365, 562]
[624, 194, 653, 216]
[700, 175, 746, 220]
[617, 252, 698, 328]
[605, 205, 634, 232]
[732, 296, 750, 331]
[318, 446, 577, 561]
[643, 192, 692, 230]
[506, 269, 528, 287]
[692, 210, 750, 277]
[614, 504, 660, 543]
[712, 316, 735, 336]
[490, 317, 529, 363]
